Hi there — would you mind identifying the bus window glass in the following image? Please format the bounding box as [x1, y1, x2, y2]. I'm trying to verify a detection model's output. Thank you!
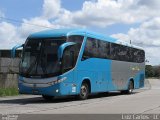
[83, 37, 110, 60]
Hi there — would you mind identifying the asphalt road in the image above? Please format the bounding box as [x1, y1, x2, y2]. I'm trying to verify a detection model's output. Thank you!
[0, 79, 160, 114]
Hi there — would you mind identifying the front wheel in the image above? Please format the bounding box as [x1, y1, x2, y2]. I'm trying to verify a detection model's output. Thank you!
[78, 82, 89, 100]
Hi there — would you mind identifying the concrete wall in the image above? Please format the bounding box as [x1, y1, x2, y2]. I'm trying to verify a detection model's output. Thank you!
[0, 58, 20, 88]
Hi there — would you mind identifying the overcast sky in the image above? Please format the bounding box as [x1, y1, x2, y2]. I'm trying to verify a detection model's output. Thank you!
[0, 0, 160, 65]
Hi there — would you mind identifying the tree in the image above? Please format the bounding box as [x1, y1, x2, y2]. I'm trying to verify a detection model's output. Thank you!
[154, 66, 160, 78]
[145, 65, 155, 78]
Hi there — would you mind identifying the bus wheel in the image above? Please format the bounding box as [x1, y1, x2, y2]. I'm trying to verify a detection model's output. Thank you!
[128, 80, 134, 94]
[121, 81, 134, 94]
[78, 82, 89, 100]
[42, 95, 54, 101]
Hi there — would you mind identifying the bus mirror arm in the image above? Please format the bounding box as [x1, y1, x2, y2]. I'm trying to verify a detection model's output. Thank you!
[58, 42, 76, 62]
[11, 44, 24, 58]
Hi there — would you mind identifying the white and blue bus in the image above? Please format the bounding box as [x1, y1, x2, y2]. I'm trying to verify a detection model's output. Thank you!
[12, 29, 145, 100]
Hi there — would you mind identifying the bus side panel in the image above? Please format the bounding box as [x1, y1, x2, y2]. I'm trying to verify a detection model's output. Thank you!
[130, 62, 145, 89]
[58, 70, 80, 96]
[133, 71, 145, 89]
[76, 70, 98, 93]
[77, 58, 112, 93]
[111, 60, 145, 90]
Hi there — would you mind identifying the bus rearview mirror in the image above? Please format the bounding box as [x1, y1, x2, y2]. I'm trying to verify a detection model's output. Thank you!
[58, 42, 76, 62]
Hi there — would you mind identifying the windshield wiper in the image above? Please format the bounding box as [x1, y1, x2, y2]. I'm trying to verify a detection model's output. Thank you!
[27, 40, 47, 76]
[25, 53, 39, 75]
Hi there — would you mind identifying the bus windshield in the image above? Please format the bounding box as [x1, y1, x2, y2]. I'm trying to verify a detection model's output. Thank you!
[20, 35, 84, 78]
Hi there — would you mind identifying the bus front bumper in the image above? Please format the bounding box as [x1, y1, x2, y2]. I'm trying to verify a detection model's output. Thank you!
[18, 81, 78, 96]
[18, 82, 62, 96]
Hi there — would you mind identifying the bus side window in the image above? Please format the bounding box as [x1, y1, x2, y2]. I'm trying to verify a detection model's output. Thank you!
[62, 46, 74, 73]
[82, 37, 111, 60]
[62, 45, 80, 73]
[110, 43, 118, 60]
[97, 40, 110, 59]
[131, 49, 145, 63]
[82, 38, 92, 60]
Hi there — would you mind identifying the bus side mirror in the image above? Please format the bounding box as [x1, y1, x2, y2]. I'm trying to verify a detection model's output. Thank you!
[58, 42, 76, 62]
[11, 44, 24, 58]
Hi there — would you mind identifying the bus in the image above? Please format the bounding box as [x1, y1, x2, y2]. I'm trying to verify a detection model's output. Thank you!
[12, 29, 145, 100]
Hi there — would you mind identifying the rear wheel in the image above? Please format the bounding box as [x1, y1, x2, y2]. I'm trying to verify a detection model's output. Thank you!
[78, 82, 89, 100]
[128, 81, 134, 94]
[121, 81, 134, 94]
[42, 95, 54, 101]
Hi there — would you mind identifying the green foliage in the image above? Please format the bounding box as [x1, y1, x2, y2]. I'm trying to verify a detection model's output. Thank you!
[145, 65, 160, 78]
[145, 65, 154, 78]
[154, 66, 160, 77]
[0, 88, 18, 97]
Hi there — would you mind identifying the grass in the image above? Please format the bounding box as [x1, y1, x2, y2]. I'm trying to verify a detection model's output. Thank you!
[0, 88, 19, 97]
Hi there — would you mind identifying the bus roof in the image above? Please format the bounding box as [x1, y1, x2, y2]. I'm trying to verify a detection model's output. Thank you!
[29, 28, 143, 50]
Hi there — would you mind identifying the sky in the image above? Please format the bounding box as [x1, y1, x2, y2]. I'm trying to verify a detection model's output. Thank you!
[0, 0, 160, 65]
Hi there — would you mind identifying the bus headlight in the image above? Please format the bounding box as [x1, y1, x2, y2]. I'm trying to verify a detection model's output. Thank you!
[48, 77, 67, 85]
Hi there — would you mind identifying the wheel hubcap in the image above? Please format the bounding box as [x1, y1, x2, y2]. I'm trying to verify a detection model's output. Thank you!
[81, 86, 87, 96]
[129, 89, 132, 93]
[129, 82, 133, 93]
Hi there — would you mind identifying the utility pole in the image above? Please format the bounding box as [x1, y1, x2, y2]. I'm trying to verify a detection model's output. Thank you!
[130, 40, 132, 44]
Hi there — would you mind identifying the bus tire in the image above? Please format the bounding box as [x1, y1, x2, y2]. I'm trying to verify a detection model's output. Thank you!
[42, 95, 54, 101]
[121, 80, 134, 94]
[128, 80, 134, 94]
[78, 82, 89, 100]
